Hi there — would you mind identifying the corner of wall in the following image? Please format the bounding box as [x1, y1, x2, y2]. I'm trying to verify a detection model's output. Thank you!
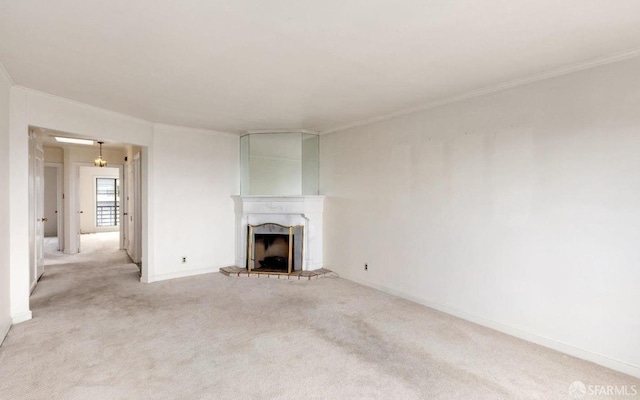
[11, 310, 32, 325]
[0, 62, 15, 345]
[0, 319, 10, 346]
[0, 61, 15, 88]
[8, 80, 31, 323]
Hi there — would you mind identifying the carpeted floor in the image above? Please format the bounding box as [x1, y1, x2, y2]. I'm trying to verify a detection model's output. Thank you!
[0, 233, 637, 399]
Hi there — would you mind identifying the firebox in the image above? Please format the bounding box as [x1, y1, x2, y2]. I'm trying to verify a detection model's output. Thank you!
[248, 223, 303, 274]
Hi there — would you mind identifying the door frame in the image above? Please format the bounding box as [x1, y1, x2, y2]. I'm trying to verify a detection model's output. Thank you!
[131, 152, 142, 264]
[44, 162, 64, 251]
[28, 138, 45, 293]
[70, 163, 124, 253]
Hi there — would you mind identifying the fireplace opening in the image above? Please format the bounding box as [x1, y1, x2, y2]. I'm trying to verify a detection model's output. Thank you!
[248, 223, 303, 274]
[253, 234, 290, 272]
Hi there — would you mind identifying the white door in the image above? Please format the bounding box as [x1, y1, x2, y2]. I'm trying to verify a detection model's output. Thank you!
[56, 165, 64, 252]
[35, 145, 45, 280]
[133, 152, 142, 264]
[76, 165, 82, 253]
[122, 161, 129, 251]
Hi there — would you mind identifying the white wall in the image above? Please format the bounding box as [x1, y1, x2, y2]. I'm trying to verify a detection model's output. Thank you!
[320, 56, 640, 377]
[8, 87, 153, 321]
[9, 87, 31, 324]
[79, 166, 120, 233]
[151, 124, 239, 281]
[0, 67, 12, 342]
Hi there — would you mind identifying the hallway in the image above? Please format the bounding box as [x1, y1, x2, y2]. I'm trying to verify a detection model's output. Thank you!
[44, 232, 124, 266]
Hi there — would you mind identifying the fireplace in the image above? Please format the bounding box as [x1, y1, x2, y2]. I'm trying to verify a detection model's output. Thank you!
[233, 196, 325, 272]
[248, 223, 303, 273]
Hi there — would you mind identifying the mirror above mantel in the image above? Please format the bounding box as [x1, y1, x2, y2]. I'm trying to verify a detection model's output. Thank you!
[240, 131, 319, 196]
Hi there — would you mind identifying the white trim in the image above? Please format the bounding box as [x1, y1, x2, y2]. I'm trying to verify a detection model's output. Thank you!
[0, 319, 10, 346]
[70, 162, 90, 253]
[246, 129, 318, 135]
[0, 61, 15, 86]
[338, 272, 640, 379]
[321, 47, 640, 135]
[153, 123, 238, 138]
[145, 266, 222, 283]
[118, 165, 125, 250]
[11, 310, 32, 325]
[132, 152, 142, 265]
[30, 279, 37, 294]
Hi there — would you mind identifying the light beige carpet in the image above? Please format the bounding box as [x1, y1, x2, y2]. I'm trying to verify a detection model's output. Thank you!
[0, 233, 637, 399]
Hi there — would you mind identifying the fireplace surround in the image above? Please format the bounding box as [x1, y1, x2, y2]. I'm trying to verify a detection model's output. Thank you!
[233, 196, 325, 272]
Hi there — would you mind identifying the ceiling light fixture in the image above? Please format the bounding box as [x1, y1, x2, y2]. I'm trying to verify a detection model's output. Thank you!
[54, 136, 94, 145]
[94, 141, 107, 167]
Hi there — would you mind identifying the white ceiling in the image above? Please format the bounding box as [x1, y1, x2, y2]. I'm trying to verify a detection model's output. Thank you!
[1, 1, 640, 134]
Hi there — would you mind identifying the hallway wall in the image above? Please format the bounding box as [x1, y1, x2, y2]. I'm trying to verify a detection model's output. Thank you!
[0, 66, 11, 342]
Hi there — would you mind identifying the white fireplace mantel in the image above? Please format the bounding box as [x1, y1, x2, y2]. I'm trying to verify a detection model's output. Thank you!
[232, 195, 325, 271]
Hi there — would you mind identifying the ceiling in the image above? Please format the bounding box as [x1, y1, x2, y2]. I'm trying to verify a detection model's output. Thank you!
[2, 1, 640, 134]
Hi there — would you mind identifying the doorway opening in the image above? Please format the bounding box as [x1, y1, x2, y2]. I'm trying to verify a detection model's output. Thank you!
[29, 127, 147, 299]
[75, 165, 122, 260]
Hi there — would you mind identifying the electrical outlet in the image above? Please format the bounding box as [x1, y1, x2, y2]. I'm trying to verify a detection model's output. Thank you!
[364, 263, 368, 271]
[182, 257, 187, 263]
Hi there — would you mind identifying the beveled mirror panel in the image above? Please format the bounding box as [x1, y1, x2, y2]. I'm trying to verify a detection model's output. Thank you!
[240, 132, 319, 196]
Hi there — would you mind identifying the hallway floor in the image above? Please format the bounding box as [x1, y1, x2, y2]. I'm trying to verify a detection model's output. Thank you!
[44, 231, 122, 266]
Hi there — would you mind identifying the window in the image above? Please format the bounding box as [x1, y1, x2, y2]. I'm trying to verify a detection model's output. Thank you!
[96, 178, 120, 227]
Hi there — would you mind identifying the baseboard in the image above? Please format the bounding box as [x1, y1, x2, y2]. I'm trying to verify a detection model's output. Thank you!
[339, 272, 640, 379]
[0, 318, 10, 346]
[145, 266, 221, 283]
[11, 310, 32, 325]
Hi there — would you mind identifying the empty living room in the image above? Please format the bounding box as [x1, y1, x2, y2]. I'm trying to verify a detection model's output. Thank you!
[1, 1, 640, 399]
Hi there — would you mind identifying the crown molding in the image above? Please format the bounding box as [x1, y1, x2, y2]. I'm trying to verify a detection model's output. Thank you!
[321, 47, 640, 135]
[0, 61, 15, 86]
[246, 129, 318, 135]
[153, 122, 238, 138]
